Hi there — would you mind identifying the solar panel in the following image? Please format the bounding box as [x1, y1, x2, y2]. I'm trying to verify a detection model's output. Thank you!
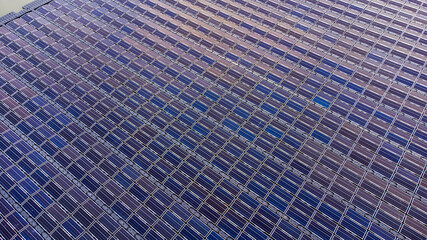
[0, 0, 425, 239]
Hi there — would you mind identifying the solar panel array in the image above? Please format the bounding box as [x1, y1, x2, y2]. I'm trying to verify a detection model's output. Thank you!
[0, 0, 425, 239]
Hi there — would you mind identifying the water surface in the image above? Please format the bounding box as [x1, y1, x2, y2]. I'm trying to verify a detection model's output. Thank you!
[0, 0, 35, 16]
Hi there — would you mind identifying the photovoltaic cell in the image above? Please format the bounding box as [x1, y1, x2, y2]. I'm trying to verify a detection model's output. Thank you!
[0, 0, 426, 239]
